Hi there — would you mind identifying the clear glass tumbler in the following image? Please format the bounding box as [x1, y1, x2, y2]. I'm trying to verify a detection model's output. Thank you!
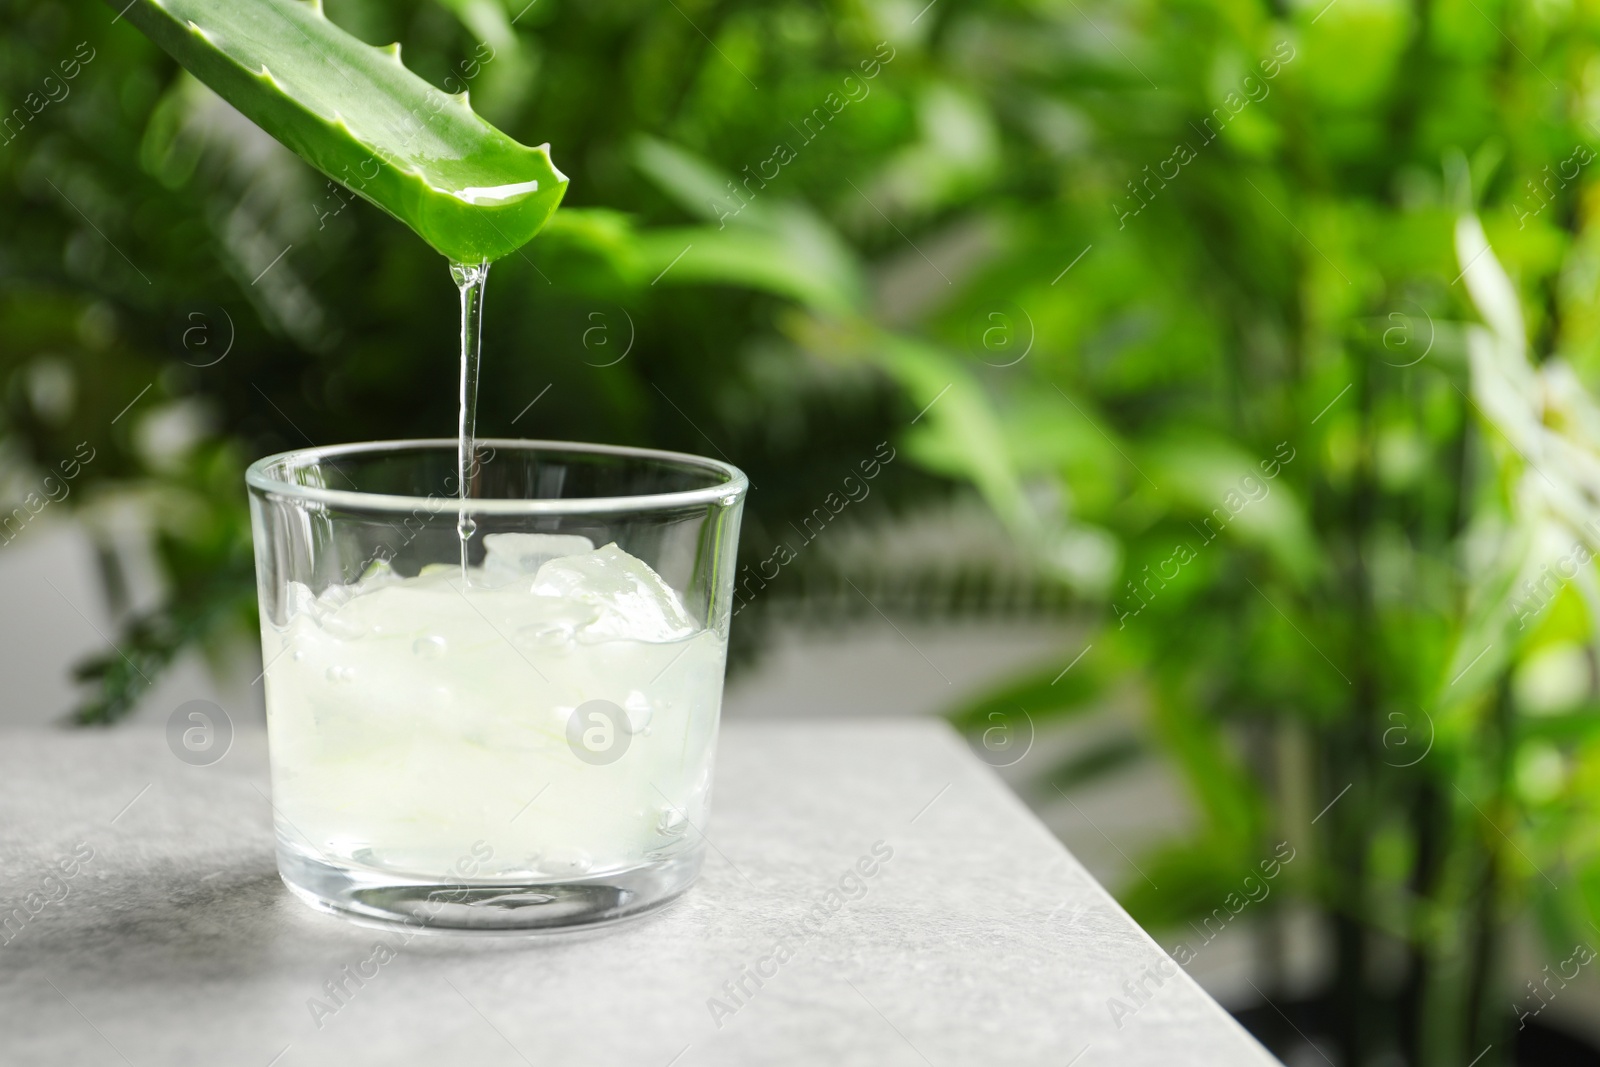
[246, 439, 746, 933]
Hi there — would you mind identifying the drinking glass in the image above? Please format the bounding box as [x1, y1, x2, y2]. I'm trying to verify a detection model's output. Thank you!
[246, 439, 747, 932]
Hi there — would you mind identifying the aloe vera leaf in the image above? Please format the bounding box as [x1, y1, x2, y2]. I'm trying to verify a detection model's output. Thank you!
[112, 0, 567, 263]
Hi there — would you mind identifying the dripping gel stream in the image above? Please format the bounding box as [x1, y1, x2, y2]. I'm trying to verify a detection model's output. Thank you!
[452, 260, 489, 578]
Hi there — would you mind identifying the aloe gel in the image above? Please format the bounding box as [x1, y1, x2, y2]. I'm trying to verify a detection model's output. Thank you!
[452, 260, 489, 574]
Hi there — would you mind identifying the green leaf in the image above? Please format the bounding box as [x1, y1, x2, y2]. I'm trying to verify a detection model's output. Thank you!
[633, 136, 770, 227]
[112, 0, 567, 263]
[1144, 433, 1321, 585]
[947, 652, 1111, 733]
[634, 225, 860, 314]
[1040, 735, 1146, 793]
[877, 336, 1035, 536]
[630, 138, 863, 313]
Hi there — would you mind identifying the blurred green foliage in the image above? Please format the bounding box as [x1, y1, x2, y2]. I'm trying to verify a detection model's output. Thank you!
[8, 0, 1600, 1062]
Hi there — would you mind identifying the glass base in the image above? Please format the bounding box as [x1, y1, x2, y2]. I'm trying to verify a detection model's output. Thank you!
[276, 843, 703, 935]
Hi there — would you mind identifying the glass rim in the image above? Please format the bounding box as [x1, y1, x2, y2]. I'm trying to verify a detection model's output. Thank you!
[245, 437, 748, 516]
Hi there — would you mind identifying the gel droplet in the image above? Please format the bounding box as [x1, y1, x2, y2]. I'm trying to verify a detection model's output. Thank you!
[413, 635, 447, 659]
[516, 622, 573, 650]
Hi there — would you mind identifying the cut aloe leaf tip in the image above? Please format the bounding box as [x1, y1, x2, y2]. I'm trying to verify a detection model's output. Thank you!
[113, 0, 567, 263]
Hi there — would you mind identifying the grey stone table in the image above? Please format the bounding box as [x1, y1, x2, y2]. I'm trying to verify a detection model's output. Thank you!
[0, 722, 1280, 1067]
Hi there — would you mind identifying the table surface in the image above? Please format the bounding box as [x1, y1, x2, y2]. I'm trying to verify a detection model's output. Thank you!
[0, 721, 1280, 1067]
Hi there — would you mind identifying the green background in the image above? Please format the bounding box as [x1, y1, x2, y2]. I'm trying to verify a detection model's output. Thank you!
[6, 0, 1600, 1062]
